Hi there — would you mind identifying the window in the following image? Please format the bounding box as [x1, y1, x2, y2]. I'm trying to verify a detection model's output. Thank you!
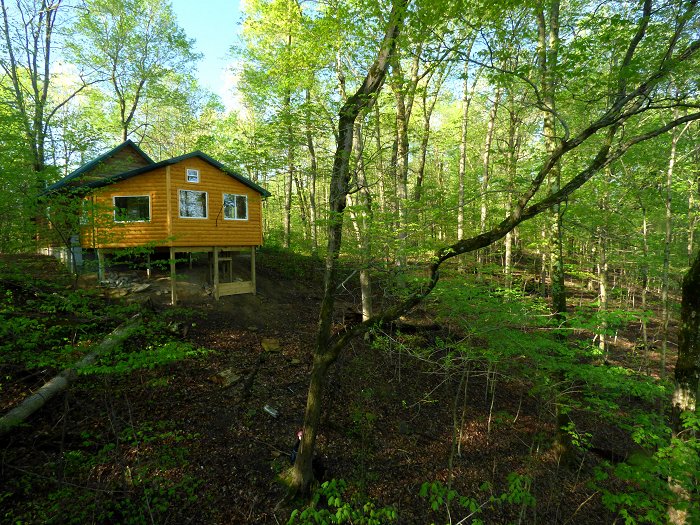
[186, 168, 200, 183]
[114, 196, 150, 222]
[179, 190, 207, 218]
[223, 193, 248, 220]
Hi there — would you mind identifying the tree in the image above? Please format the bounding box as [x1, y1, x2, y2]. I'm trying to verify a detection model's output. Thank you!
[68, 0, 198, 142]
[0, 88, 36, 251]
[290, 0, 700, 494]
[288, 0, 408, 493]
[536, 0, 566, 315]
[0, 0, 91, 174]
[673, 248, 700, 429]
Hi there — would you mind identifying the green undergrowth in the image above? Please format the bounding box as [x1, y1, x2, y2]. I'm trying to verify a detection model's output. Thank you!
[2, 421, 203, 525]
[287, 474, 537, 525]
[0, 254, 206, 375]
[370, 270, 689, 523]
[1, 256, 213, 523]
[288, 479, 398, 525]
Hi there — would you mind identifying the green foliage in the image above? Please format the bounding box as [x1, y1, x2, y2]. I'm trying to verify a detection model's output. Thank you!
[419, 474, 535, 525]
[596, 435, 700, 523]
[377, 273, 677, 523]
[0, 257, 205, 376]
[429, 276, 670, 429]
[258, 245, 322, 279]
[0, 285, 137, 370]
[83, 340, 208, 375]
[3, 423, 202, 525]
[67, 0, 200, 142]
[287, 479, 398, 525]
[419, 480, 482, 516]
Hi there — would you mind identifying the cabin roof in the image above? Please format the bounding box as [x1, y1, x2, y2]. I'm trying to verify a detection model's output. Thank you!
[44, 139, 154, 194]
[44, 146, 271, 197]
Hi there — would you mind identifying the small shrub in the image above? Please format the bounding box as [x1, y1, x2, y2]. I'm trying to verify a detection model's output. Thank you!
[287, 479, 398, 525]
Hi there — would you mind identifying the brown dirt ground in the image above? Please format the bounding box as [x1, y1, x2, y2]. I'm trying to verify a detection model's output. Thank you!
[0, 252, 674, 524]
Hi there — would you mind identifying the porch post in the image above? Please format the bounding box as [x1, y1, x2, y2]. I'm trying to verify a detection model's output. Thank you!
[213, 247, 220, 300]
[97, 249, 105, 281]
[251, 246, 256, 295]
[170, 247, 177, 305]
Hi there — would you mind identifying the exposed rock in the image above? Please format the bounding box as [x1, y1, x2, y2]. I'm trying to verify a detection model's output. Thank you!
[209, 369, 242, 387]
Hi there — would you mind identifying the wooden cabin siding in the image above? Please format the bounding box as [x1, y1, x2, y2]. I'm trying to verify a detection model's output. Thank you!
[81, 167, 169, 249]
[169, 158, 263, 247]
[81, 158, 263, 249]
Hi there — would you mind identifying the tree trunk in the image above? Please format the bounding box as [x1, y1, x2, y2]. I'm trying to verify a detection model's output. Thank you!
[504, 94, 522, 289]
[348, 118, 374, 321]
[390, 48, 421, 268]
[673, 250, 700, 425]
[457, 38, 477, 242]
[392, 67, 409, 268]
[479, 89, 501, 236]
[293, 170, 310, 241]
[374, 103, 387, 215]
[668, 247, 700, 524]
[283, 89, 295, 249]
[688, 143, 700, 265]
[306, 88, 319, 255]
[598, 228, 609, 360]
[477, 89, 501, 267]
[662, 119, 682, 379]
[538, 0, 566, 316]
[288, 1, 407, 494]
[641, 204, 650, 373]
[414, 64, 450, 202]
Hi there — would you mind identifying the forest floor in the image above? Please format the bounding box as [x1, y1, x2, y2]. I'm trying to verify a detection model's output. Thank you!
[0, 250, 677, 524]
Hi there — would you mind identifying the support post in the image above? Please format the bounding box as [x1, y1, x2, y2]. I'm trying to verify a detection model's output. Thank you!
[251, 246, 256, 295]
[146, 254, 151, 279]
[213, 247, 220, 300]
[228, 252, 233, 282]
[97, 249, 105, 281]
[170, 247, 177, 305]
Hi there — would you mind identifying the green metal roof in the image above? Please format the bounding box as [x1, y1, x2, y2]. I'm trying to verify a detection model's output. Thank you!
[82, 150, 271, 197]
[43, 144, 270, 198]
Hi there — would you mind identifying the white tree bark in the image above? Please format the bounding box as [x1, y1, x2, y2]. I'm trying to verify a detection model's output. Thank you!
[0, 316, 141, 436]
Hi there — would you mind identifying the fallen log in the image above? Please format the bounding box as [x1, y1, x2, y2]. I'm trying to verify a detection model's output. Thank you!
[0, 315, 142, 437]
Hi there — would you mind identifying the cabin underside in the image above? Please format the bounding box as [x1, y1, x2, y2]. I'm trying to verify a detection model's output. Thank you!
[164, 246, 256, 304]
[41, 243, 257, 304]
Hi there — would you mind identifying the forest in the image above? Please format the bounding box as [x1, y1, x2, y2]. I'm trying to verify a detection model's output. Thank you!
[1, 0, 700, 523]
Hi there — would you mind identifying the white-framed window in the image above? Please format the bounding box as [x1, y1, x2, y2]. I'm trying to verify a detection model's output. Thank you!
[113, 195, 150, 222]
[186, 168, 200, 183]
[179, 189, 207, 218]
[223, 193, 248, 220]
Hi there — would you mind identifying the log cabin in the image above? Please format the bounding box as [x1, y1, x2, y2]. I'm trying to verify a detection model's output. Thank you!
[42, 140, 270, 303]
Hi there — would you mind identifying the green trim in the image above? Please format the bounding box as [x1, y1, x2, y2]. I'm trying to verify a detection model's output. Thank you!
[84, 150, 271, 197]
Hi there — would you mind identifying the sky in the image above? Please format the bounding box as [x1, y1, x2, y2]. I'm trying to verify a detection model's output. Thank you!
[170, 0, 244, 110]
